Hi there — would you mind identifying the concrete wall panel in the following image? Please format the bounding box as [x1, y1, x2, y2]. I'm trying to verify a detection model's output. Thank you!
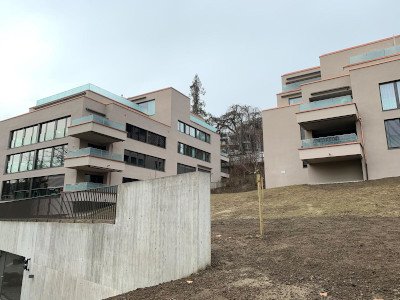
[0, 172, 210, 300]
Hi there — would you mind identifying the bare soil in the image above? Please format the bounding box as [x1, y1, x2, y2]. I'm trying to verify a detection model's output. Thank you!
[107, 178, 400, 300]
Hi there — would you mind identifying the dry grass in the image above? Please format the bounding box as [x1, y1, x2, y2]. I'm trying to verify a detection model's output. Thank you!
[211, 177, 400, 220]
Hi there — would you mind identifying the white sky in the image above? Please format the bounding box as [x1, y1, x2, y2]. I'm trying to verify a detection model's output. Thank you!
[0, 0, 399, 120]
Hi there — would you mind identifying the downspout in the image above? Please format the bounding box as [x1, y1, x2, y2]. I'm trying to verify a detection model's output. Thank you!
[358, 116, 369, 180]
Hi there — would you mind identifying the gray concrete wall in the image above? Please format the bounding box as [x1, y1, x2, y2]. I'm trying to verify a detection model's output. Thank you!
[308, 160, 363, 184]
[0, 172, 211, 300]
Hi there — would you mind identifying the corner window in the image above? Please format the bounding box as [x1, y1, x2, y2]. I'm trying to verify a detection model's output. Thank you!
[384, 118, 400, 149]
[380, 81, 400, 110]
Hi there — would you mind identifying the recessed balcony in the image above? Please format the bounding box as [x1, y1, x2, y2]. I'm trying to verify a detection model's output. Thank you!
[68, 115, 126, 144]
[299, 133, 363, 163]
[64, 147, 125, 172]
[296, 96, 358, 129]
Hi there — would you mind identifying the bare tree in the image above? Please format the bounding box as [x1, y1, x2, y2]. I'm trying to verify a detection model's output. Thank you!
[190, 74, 207, 118]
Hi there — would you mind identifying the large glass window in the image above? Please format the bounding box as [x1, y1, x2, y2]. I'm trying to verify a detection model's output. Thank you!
[380, 81, 400, 110]
[10, 116, 70, 148]
[177, 142, 211, 162]
[384, 119, 400, 149]
[178, 121, 211, 144]
[124, 150, 165, 171]
[138, 100, 155, 115]
[1, 174, 64, 200]
[126, 123, 166, 148]
[6, 145, 67, 174]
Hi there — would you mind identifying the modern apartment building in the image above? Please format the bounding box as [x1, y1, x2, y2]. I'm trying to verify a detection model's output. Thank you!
[0, 84, 228, 199]
[262, 35, 400, 188]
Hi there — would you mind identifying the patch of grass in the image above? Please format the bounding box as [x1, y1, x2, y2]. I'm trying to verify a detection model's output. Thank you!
[211, 177, 400, 220]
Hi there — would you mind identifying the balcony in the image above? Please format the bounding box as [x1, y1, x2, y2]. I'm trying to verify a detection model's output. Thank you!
[65, 182, 108, 192]
[64, 147, 125, 172]
[68, 115, 126, 144]
[299, 133, 363, 163]
[350, 45, 400, 64]
[297, 96, 358, 129]
[282, 77, 321, 92]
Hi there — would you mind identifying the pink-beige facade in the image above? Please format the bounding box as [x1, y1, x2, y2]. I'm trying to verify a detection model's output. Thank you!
[0, 84, 228, 200]
[263, 35, 400, 188]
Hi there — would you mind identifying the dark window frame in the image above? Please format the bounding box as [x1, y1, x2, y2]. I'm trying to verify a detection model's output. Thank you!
[9, 116, 71, 149]
[124, 149, 165, 171]
[379, 79, 400, 111]
[177, 142, 211, 162]
[384, 118, 400, 149]
[177, 121, 211, 144]
[5, 144, 67, 174]
[126, 123, 166, 149]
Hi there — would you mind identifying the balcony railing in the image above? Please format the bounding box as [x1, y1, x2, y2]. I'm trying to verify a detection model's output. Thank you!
[299, 95, 353, 112]
[221, 167, 229, 174]
[221, 151, 228, 157]
[0, 186, 118, 223]
[65, 182, 108, 192]
[349, 45, 400, 64]
[282, 77, 321, 92]
[71, 115, 125, 131]
[68, 147, 123, 161]
[302, 133, 358, 148]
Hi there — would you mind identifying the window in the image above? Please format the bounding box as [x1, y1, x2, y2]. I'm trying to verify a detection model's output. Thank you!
[84, 174, 104, 184]
[221, 160, 229, 173]
[289, 97, 302, 105]
[124, 150, 165, 171]
[380, 81, 400, 110]
[138, 100, 155, 115]
[1, 174, 64, 200]
[6, 145, 67, 174]
[177, 163, 196, 174]
[126, 123, 166, 148]
[10, 116, 70, 148]
[122, 177, 139, 183]
[178, 121, 211, 144]
[384, 119, 400, 149]
[177, 142, 211, 162]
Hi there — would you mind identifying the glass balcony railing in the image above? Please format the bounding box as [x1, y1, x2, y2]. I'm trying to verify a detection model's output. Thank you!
[299, 95, 353, 112]
[349, 45, 400, 64]
[35, 83, 148, 115]
[68, 147, 123, 161]
[65, 182, 108, 192]
[302, 133, 358, 148]
[71, 115, 125, 131]
[221, 151, 228, 157]
[190, 115, 217, 133]
[282, 77, 321, 92]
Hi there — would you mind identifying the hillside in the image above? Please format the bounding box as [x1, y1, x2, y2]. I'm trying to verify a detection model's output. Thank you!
[108, 177, 400, 300]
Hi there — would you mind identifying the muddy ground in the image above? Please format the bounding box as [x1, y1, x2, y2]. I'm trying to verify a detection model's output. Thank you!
[107, 216, 400, 300]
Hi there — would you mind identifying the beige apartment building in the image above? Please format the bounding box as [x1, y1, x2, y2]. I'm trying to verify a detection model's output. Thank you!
[0, 84, 229, 199]
[263, 35, 400, 188]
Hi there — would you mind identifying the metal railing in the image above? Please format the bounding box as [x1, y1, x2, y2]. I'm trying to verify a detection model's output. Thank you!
[71, 115, 125, 131]
[0, 186, 118, 222]
[282, 77, 321, 92]
[301, 133, 358, 148]
[350, 45, 400, 64]
[299, 95, 353, 111]
[65, 182, 108, 192]
[68, 147, 123, 161]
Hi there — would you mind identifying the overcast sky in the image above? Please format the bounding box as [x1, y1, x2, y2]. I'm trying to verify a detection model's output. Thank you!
[1, 0, 399, 120]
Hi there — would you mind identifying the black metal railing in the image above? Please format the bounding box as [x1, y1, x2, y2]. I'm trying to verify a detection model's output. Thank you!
[0, 186, 118, 223]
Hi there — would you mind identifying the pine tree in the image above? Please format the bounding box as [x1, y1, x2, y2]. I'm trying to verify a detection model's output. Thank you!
[190, 74, 207, 118]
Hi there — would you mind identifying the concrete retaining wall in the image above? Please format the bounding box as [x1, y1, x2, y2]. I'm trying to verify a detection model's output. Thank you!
[0, 172, 211, 300]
